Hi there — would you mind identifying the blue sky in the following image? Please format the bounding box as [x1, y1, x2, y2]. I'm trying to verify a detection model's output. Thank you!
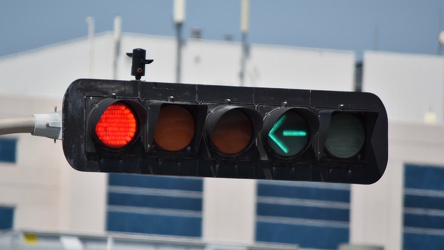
[1, 0, 444, 59]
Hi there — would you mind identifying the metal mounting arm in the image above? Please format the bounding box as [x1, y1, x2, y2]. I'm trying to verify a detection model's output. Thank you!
[0, 110, 62, 141]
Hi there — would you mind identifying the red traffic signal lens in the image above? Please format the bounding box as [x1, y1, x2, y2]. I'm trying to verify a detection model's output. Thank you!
[95, 103, 138, 149]
[154, 105, 196, 151]
[210, 109, 253, 155]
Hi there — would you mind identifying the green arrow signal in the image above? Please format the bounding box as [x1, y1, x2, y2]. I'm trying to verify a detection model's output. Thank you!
[283, 130, 307, 136]
[268, 114, 308, 154]
[269, 115, 289, 153]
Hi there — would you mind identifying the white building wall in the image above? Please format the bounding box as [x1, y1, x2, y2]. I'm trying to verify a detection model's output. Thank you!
[181, 39, 355, 90]
[0, 38, 113, 98]
[58, 161, 107, 233]
[363, 51, 444, 123]
[202, 179, 256, 245]
[0, 96, 62, 230]
[351, 122, 444, 250]
[0, 32, 355, 94]
[4, 32, 444, 249]
[182, 39, 242, 86]
[247, 45, 355, 91]
[356, 52, 444, 249]
[0, 95, 106, 233]
[0, 32, 356, 243]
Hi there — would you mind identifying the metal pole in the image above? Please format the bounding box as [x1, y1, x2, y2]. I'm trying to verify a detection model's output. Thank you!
[86, 17, 95, 78]
[0, 111, 62, 141]
[176, 22, 183, 83]
[240, 0, 249, 86]
[0, 117, 34, 135]
[240, 31, 247, 86]
[113, 16, 122, 80]
[174, 0, 185, 83]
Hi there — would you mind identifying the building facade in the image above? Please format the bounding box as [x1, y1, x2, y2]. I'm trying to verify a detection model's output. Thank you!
[0, 33, 443, 249]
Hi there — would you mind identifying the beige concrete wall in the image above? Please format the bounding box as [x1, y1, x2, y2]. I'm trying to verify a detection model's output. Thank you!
[363, 51, 444, 123]
[350, 121, 444, 250]
[0, 95, 106, 233]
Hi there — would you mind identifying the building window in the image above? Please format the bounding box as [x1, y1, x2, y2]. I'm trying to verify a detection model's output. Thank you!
[0, 206, 14, 229]
[404, 164, 444, 249]
[256, 181, 350, 249]
[106, 174, 203, 237]
[0, 138, 17, 163]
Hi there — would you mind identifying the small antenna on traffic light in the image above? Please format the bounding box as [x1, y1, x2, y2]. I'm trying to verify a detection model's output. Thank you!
[126, 48, 154, 80]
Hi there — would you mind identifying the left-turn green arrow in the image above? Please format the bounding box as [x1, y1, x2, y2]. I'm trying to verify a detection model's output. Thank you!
[268, 115, 289, 153]
[267, 112, 309, 156]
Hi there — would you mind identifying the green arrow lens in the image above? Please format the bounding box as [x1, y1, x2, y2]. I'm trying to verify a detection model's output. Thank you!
[325, 113, 365, 159]
[267, 111, 309, 157]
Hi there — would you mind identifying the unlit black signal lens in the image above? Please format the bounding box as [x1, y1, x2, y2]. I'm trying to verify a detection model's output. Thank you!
[153, 105, 196, 151]
[325, 113, 365, 159]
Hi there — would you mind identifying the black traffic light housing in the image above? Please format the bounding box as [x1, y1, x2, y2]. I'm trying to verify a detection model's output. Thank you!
[63, 79, 388, 184]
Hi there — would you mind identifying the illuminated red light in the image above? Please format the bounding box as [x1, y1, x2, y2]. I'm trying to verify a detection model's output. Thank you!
[95, 103, 138, 149]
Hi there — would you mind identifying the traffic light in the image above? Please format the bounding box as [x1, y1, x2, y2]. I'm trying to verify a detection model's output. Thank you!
[62, 79, 388, 184]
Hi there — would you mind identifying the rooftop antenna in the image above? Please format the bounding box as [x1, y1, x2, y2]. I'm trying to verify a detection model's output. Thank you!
[438, 10, 443, 54]
[113, 16, 122, 80]
[240, 0, 249, 86]
[174, 0, 186, 83]
[86, 17, 95, 77]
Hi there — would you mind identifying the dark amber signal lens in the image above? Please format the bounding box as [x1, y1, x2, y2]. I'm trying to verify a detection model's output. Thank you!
[95, 103, 138, 149]
[210, 109, 253, 155]
[154, 105, 196, 151]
